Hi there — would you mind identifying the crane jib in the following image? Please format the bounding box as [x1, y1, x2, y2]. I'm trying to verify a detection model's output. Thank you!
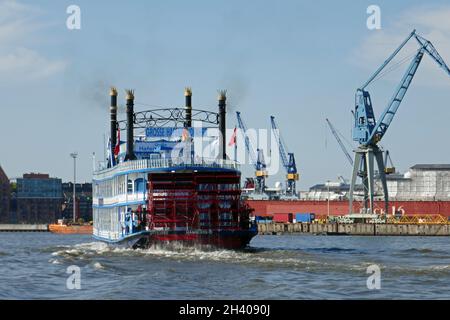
[326, 118, 354, 166]
[368, 49, 424, 145]
[236, 111, 257, 167]
[353, 30, 450, 147]
[349, 29, 450, 217]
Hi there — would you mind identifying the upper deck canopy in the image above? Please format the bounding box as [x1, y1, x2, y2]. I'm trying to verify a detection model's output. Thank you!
[93, 157, 240, 181]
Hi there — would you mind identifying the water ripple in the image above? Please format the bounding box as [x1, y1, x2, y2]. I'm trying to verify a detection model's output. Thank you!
[1, 233, 450, 299]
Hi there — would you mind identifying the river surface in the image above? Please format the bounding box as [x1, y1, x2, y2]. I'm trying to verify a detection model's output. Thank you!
[0, 233, 449, 299]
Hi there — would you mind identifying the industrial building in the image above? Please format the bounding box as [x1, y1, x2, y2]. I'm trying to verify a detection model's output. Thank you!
[386, 165, 450, 201]
[299, 164, 450, 202]
[0, 165, 10, 223]
[15, 173, 63, 224]
[62, 182, 93, 222]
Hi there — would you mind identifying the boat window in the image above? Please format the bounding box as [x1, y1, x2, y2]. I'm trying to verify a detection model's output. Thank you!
[127, 179, 133, 194]
[134, 178, 145, 193]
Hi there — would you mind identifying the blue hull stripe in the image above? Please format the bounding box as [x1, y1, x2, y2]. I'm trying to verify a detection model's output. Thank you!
[93, 200, 146, 209]
[93, 229, 258, 245]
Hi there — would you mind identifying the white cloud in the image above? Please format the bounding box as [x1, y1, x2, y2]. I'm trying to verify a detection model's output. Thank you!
[0, 0, 67, 81]
[405, 6, 450, 33]
[352, 5, 450, 87]
[0, 0, 40, 42]
[0, 47, 67, 79]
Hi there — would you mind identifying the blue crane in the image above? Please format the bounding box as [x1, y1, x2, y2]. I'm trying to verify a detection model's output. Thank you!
[349, 29, 450, 215]
[236, 112, 267, 193]
[326, 117, 396, 183]
[270, 116, 299, 195]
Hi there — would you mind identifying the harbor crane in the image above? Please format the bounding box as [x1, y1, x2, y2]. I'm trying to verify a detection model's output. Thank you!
[236, 111, 268, 193]
[349, 29, 450, 215]
[270, 116, 299, 195]
[326, 118, 396, 174]
[325, 119, 395, 178]
[326, 117, 395, 207]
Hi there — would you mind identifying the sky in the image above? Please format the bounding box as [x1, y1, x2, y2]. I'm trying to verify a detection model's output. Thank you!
[1, 0, 450, 189]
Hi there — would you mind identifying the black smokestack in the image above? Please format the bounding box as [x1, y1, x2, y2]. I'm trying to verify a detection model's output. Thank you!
[184, 87, 192, 128]
[110, 87, 118, 151]
[218, 90, 227, 160]
[124, 89, 136, 161]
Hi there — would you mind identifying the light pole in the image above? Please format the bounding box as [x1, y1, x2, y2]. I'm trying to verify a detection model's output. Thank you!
[327, 180, 331, 221]
[70, 152, 78, 223]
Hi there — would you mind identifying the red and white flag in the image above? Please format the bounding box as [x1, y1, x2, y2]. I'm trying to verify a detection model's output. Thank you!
[114, 128, 121, 156]
[228, 127, 237, 146]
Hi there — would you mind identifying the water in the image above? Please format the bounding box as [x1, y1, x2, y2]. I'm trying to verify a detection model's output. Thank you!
[0, 233, 449, 299]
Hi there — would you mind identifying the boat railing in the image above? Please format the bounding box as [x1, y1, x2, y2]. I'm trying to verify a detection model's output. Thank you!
[94, 157, 239, 180]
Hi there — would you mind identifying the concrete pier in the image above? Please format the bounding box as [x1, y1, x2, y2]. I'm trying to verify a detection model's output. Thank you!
[257, 222, 450, 236]
[0, 224, 49, 232]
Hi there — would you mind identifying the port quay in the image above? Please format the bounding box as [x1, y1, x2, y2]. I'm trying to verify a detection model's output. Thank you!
[2, 221, 450, 236]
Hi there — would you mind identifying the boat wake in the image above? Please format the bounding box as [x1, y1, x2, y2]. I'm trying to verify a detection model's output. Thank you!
[48, 241, 373, 273]
[46, 240, 450, 278]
